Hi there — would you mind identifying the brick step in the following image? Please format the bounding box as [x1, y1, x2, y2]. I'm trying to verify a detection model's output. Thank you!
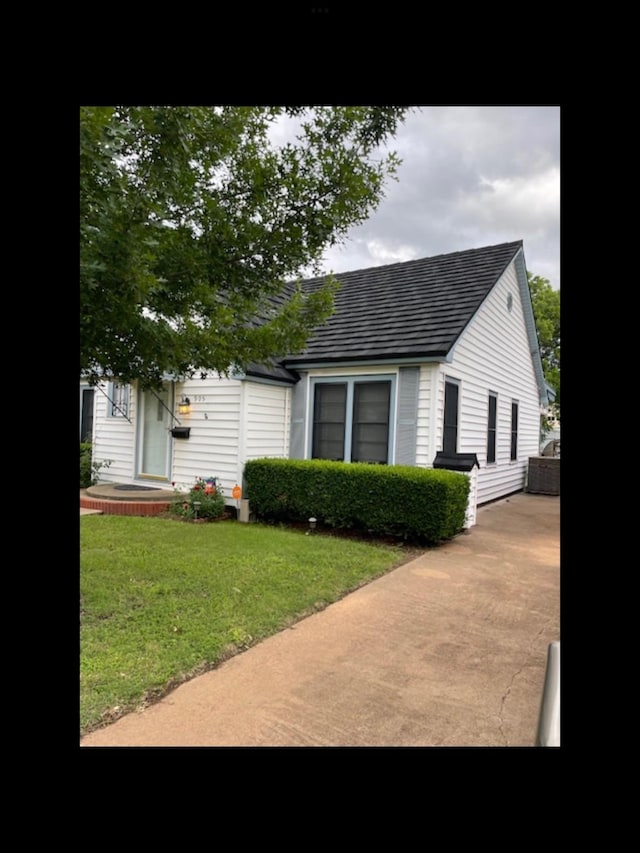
[80, 495, 172, 517]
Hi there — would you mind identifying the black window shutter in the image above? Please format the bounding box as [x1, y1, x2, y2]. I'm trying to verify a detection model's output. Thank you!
[487, 393, 497, 463]
[443, 381, 459, 455]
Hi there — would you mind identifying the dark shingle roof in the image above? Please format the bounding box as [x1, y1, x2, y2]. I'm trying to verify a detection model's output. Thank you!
[282, 240, 523, 366]
[245, 362, 299, 384]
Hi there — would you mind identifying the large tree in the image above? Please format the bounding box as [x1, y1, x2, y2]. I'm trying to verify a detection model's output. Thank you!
[80, 106, 409, 388]
[528, 272, 560, 423]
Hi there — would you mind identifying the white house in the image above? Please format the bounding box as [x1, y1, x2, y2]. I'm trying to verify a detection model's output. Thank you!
[86, 240, 548, 507]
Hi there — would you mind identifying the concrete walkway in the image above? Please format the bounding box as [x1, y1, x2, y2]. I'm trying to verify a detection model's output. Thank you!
[80, 492, 560, 748]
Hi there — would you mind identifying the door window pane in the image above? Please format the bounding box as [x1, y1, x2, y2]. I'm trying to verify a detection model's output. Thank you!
[141, 385, 171, 477]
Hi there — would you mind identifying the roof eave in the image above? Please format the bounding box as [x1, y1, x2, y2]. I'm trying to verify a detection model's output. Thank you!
[514, 248, 549, 405]
[282, 352, 449, 370]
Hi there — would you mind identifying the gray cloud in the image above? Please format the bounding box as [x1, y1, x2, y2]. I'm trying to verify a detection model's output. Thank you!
[309, 106, 560, 289]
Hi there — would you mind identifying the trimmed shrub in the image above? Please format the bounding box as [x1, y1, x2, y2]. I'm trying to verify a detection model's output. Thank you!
[80, 442, 112, 488]
[244, 458, 470, 543]
[80, 442, 93, 488]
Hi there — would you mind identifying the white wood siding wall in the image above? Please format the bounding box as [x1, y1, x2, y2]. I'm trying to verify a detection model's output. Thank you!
[91, 382, 137, 483]
[90, 374, 291, 504]
[415, 364, 438, 467]
[242, 382, 291, 463]
[170, 375, 242, 499]
[440, 261, 541, 504]
[89, 260, 540, 509]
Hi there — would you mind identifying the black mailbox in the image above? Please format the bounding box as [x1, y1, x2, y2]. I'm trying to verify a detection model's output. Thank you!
[170, 426, 191, 439]
[433, 451, 479, 472]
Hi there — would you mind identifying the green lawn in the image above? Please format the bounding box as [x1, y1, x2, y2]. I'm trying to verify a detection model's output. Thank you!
[80, 515, 411, 735]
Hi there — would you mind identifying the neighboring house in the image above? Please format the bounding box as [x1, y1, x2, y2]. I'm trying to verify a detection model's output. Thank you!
[87, 240, 548, 507]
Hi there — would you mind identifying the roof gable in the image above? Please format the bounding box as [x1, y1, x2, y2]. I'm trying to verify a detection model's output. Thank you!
[283, 241, 523, 366]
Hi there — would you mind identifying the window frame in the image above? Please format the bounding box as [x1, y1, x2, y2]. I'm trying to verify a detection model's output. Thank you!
[80, 386, 94, 442]
[443, 377, 460, 455]
[309, 374, 396, 464]
[487, 391, 498, 465]
[311, 381, 348, 462]
[510, 400, 519, 462]
[108, 381, 130, 418]
[351, 379, 392, 464]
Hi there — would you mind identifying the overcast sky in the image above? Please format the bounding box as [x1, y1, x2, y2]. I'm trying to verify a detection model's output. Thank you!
[288, 106, 560, 290]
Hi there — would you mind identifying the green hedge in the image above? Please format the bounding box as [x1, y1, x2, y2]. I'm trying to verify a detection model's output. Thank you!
[243, 458, 470, 543]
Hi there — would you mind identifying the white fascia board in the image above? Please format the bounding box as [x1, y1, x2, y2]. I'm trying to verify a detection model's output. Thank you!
[514, 248, 549, 406]
[284, 355, 446, 370]
[241, 375, 296, 388]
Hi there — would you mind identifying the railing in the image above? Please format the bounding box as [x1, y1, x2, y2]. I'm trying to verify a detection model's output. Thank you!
[536, 641, 560, 746]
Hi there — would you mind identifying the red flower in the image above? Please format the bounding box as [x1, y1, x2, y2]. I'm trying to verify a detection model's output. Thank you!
[193, 484, 201, 490]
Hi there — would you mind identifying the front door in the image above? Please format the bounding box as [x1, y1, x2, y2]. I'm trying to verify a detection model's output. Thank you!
[80, 387, 95, 442]
[138, 384, 173, 481]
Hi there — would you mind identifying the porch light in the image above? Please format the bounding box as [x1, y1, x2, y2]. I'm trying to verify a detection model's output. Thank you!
[178, 396, 191, 415]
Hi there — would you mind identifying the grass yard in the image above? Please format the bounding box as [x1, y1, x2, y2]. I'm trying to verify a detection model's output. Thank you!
[80, 515, 412, 735]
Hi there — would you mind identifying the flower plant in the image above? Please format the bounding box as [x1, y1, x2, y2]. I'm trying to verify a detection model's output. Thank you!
[170, 477, 226, 521]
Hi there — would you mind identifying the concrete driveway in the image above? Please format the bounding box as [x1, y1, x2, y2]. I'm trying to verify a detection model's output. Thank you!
[80, 492, 560, 748]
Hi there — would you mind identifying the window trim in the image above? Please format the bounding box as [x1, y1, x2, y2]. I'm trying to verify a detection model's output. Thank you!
[312, 381, 347, 462]
[108, 381, 130, 418]
[309, 374, 396, 464]
[351, 379, 392, 464]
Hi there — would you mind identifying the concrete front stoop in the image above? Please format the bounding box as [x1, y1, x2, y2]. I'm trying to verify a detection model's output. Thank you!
[80, 484, 179, 517]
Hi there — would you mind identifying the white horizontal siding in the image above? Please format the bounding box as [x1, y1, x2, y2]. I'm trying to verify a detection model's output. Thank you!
[170, 375, 242, 499]
[87, 373, 293, 503]
[415, 364, 438, 467]
[442, 261, 541, 504]
[91, 382, 136, 484]
[88, 258, 540, 512]
[243, 383, 291, 462]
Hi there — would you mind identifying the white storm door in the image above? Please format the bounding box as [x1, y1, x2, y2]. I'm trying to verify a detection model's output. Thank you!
[139, 384, 172, 480]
